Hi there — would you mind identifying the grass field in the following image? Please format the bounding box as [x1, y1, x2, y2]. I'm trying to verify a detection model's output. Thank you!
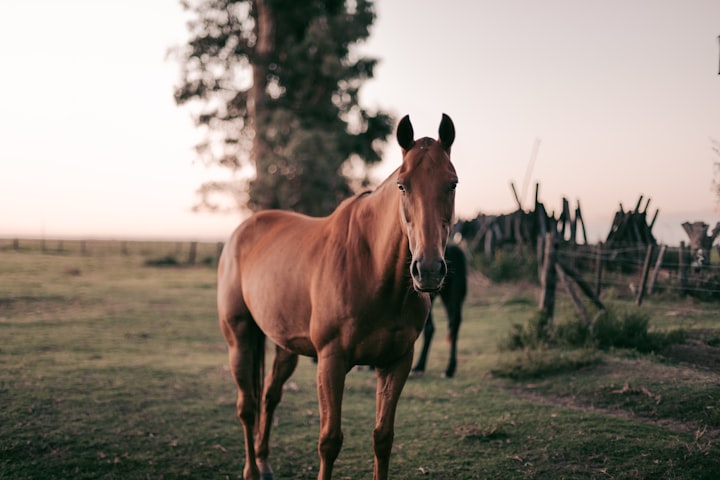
[1, 241, 719, 479]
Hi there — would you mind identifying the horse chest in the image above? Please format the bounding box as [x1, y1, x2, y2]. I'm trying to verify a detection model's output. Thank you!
[348, 308, 427, 364]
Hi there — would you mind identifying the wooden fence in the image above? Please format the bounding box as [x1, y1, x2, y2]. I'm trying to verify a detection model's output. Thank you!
[537, 234, 720, 324]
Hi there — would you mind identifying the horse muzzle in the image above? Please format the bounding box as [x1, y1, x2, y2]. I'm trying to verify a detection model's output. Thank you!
[410, 257, 447, 293]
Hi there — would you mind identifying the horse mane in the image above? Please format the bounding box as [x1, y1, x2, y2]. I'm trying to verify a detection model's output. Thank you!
[318, 169, 406, 291]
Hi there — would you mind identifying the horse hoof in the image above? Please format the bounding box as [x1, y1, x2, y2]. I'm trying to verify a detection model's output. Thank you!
[260, 473, 275, 480]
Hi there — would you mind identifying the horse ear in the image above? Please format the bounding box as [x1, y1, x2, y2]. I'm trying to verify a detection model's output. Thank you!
[438, 113, 455, 152]
[396, 115, 415, 151]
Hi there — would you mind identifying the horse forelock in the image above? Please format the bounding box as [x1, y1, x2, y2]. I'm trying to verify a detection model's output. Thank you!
[406, 138, 436, 164]
[418, 137, 434, 149]
[401, 137, 454, 177]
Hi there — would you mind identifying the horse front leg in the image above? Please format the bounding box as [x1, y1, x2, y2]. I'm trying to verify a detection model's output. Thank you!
[316, 351, 348, 480]
[255, 346, 299, 480]
[373, 349, 413, 480]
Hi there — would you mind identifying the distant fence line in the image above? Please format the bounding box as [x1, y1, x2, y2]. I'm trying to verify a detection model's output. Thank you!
[5, 236, 719, 302]
[1, 238, 225, 266]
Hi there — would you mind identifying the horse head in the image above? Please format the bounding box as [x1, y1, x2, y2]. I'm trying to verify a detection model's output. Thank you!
[396, 114, 457, 292]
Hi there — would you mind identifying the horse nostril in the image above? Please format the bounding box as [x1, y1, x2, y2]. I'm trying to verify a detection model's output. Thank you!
[411, 259, 421, 281]
[438, 259, 448, 279]
[411, 258, 447, 287]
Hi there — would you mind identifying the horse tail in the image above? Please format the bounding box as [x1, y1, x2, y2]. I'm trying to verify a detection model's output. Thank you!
[252, 327, 266, 437]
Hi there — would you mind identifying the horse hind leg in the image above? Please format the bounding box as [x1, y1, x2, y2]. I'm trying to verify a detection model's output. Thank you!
[444, 306, 460, 378]
[220, 314, 266, 480]
[412, 306, 435, 375]
[255, 345, 299, 479]
[443, 245, 467, 378]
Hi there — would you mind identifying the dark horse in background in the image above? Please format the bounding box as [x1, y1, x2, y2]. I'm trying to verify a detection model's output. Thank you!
[217, 114, 458, 480]
[412, 243, 467, 378]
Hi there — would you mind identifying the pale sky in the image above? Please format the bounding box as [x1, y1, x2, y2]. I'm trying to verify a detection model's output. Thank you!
[1, 1, 718, 244]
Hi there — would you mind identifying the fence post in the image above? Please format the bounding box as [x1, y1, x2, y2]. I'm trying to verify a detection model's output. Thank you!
[558, 259, 606, 311]
[484, 229, 495, 258]
[556, 263, 591, 325]
[647, 244, 667, 295]
[576, 201, 588, 244]
[187, 241, 197, 265]
[536, 233, 545, 281]
[635, 244, 654, 306]
[679, 242, 688, 295]
[594, 242, 604, 298]
[13, 239, 19, 250]
[538, 232, 557, 324]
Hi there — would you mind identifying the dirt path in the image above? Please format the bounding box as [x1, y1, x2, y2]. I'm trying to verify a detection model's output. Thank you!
[509, 385, 720, 443]
[505, 341, 720, 445]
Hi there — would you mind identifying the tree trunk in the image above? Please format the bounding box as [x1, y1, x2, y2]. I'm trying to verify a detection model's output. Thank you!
[250, 0, 275, 172]
[681, 221, 720, 268]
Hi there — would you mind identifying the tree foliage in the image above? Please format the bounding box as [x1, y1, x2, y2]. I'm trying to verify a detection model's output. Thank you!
[172, 0, 393, 216]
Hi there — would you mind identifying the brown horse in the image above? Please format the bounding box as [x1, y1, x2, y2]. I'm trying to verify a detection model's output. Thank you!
[217, 114, 458, 480]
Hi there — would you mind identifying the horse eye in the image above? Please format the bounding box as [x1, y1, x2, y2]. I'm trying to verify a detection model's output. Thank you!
[449, 182, 457, 192]
[397, 183, 406, 193]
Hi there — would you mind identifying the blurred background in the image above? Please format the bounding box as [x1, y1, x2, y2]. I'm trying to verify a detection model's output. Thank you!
[1, 0, 718, 245]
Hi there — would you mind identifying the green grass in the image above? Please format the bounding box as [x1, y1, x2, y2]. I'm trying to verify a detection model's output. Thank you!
[1, 243, 719, 479]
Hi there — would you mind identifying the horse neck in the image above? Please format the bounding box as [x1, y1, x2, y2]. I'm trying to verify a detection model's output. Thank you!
[353, 170, 411, 281]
